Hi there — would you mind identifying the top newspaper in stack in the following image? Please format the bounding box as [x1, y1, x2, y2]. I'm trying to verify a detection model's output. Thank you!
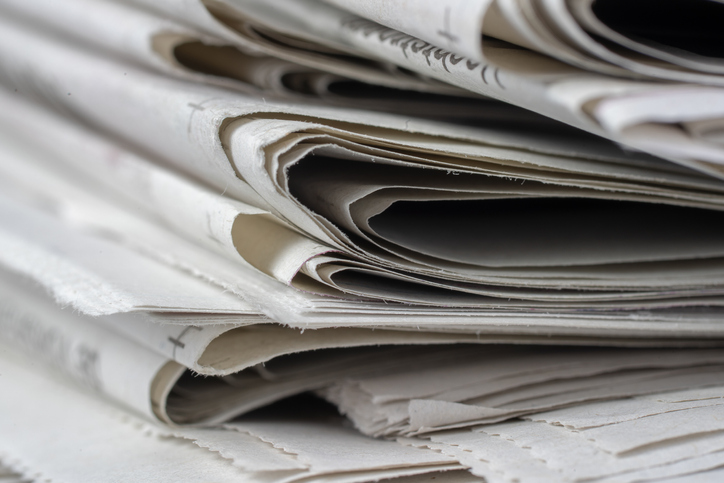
[109, 0, 724, 174]
[2, 2, 724, 332]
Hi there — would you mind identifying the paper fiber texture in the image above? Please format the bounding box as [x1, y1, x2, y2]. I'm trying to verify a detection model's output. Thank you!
[0, 192, 255, 316]
[407, 385, 724, 482]
[225, 417, 459, 480]
[321, 345, 724, 436]
[322, 0, 724, 85]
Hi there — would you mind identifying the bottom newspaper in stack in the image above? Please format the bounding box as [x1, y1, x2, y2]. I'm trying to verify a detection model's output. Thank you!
[1, 266, 724, 482]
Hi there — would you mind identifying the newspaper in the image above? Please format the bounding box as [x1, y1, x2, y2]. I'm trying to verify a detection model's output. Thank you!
[0, 345, 474, 483]
[1, 0, 514, 123]
[321, 0, 724, 84]
[6, 322, 724, 482]
[4, 110, 724, 347]
[4, 267, 724, 482]
[117, 0, 724, 178]
[7, 101, 724, 344]
[3, 2, 724, 483]
[3, 16, 724, 319]
[402, 385, 724, 482]
[4, 261, 724, 448]
[0, 267, 470, 424]
[320, 345, 724, 436]
[3, 259, 722, 432]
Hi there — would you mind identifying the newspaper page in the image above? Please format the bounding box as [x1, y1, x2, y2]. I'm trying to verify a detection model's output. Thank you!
[0, 344, 471, 483]
[320, 0, 724, 84]
[0, 267, 468, 425]
[121, 0, 724, 176]
[6, 93, 724, 341]
[404, 385, 724, 482]
[3, 15, 724, 341]
[4, 17, 724, 311]
[1, 0, 517, 122]
[321, 345, 724, 436]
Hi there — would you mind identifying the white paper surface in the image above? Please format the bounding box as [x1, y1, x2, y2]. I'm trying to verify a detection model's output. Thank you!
[0, 348, 256, 483]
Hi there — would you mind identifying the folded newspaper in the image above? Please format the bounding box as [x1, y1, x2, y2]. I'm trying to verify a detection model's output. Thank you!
[78, 0, 724, 175]
[2, 1, 724, 482]
[3, 12, 724, 325]
[4, 271, 724, 482]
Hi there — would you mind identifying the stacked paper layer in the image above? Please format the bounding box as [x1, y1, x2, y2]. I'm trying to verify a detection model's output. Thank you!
[1, 0, 724, 482]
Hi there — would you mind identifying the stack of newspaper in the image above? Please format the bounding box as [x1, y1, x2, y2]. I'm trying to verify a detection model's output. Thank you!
[1, 0, 724, 482]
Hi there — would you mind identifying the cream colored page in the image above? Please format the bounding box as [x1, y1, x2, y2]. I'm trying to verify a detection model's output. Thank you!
[324, 347, 724, 435]
[429, 430, 557, 482]
[219, 0, 591, 125]
[0, 0, 378, 105]
[0, 15, 268, 209]
[5, 13, 724, 332]
[0, 347, 271, 483]
[0, 120, 621, 374]
[0, 95, 338, 327]
[0, 0, 226, 78]
[100, 0, 724, 172]
[527, 385, 724, 429]
[564, 404, 724, 455]
[427, 417, 724, 483]
[252, 131, 724, 273]
[0, 91, 333, 285]
[167, 428, 306, 472]
[0, 91, 262, 261]
[333, 347, 724, 404]
[325, 0, 724, 86]
[7, 9, 708, 195]
[0, 101, 603, 330]
[125, 0, 456, 94]
[0, 271, 169, 419]
[226, 121, 724, 294]
[0, 340, 473, 482]
[482, 419, 724, 481]
[0, 15, 513, 231]
[227, 418, 458, 477]
[223, 0, 724, 171]
[103, 311, 486, 376]
[11, 114, 724, 309]
[99, 317, 235, 374]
